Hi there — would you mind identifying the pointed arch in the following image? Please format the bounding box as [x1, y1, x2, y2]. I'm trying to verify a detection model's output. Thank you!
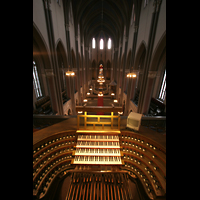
[134, 41, 147, 70]
[149, 32, 166, 71]
[126, 49, 132, 69]
[33, 23, 52, 98]
[55, 39, 69, 92]
[71, 49, 76, 68]
[55, 39, 68, 69]
[33, 23, 51, 69]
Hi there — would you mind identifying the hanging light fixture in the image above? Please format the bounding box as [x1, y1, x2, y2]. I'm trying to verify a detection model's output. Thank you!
[127, 72, 136, 78]
[127, 66, 137, 78]
[66, 71, 75, 76]
[65, 65, 75, 76]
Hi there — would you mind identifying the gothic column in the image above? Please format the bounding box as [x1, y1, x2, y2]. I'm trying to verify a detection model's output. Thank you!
[42, 0, 63, 115]
[33, 84, 37, 110]
[113, 47, 118, 82]
[45, 69, 60, 114]
[125, 70, 139, 115]
[85, 47, 89, 94]
[116, 46, 122, 101]
[128, 25, 139, 102]
[120, 37, 128, 105]
[75, 35, 81, 105]
[64, 70, 76, 115]
[81, 44, 85, 100]
[69, 75, 76, 115]
[142, 71, 157, 115]
[63, 68, 70, 99]
[137, 0, 162, 114]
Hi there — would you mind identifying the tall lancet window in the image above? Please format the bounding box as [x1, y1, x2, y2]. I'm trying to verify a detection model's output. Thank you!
[107, 38, 111, 49]
[100, 39, 104, 49]
[33, 61, 42, 98]
[92, 38, 95, 49]
[158, 69, 166, 102]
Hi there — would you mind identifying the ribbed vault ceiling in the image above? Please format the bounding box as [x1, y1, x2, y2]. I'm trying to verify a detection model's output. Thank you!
[72, 0, 134, 46]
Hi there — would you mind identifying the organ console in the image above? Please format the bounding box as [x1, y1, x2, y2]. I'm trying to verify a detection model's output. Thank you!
[33, 106, 166, 200]
[73, 134, 123, 165]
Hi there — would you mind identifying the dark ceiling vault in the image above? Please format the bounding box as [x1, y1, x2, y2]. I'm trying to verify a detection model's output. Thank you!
[71, 0, 134, 46]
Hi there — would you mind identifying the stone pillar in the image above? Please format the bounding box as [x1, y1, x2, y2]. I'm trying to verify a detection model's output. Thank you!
[42, 0, 64, 115]
[120, 37, 128, 105]
[142, 71, 157, 115]
[70, 75, 76, 115]
[116, 46, 122, 102]
[125, 70, 139, 115]
[75, 35, 81, 105]
[137, 0, 162, 114]
[33, 84, 37, 110]
[85, 47, 89, 94]
[45, 69, 60, 114]
[65, 72, 76, 115]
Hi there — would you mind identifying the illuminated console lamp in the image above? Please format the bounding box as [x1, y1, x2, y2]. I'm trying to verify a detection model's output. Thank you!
[127, 72, 136, 78]
[113, 99, 118, 103]
[111, 93, 115, 96]
[83, 99, 88, 102]
[87, 92, 90, 95]
[65, 71, 75, 76]
[89, 88, 92, 91]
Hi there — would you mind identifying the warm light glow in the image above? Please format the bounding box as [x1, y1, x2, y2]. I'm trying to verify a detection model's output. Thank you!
[98, 93, 103, 96]
[83, 99, 88, 102]
[78, 111, 83, 114]
[89, 88, 92, 90]
[127, 73, 136, 78]
[66, 71, 75, 76]
[118, 111, 123, 115]
[87, 92, 90, 95]
[114, 99, 118, 103]
[97, 79, 105, 82]
[111, 93, 115, 96]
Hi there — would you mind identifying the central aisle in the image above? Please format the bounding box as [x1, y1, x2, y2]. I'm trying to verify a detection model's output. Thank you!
[97, 96, 104, 115]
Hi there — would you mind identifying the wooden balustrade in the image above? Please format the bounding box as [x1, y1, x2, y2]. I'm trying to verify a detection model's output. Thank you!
[77, 111, 121, 130]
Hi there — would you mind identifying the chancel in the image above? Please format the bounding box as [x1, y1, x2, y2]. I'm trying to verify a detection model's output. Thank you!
[33, 0, 166, 199]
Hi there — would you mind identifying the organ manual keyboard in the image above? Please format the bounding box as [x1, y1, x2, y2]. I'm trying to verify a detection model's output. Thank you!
[72, 134, 123, 165]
